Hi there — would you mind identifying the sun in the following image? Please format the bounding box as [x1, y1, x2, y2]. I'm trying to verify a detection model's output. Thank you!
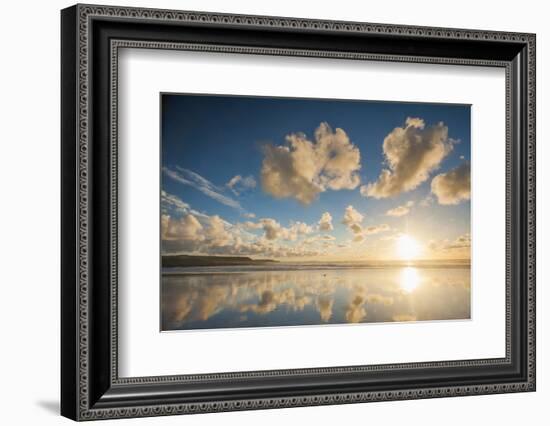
[395, 234, 422, 261]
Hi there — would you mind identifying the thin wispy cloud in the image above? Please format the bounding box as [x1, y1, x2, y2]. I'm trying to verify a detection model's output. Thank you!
[161, 190, 190, 214]
[161, 190, 220, 221]
[163, 166, 243, 211]
[226, 174, 257, 195]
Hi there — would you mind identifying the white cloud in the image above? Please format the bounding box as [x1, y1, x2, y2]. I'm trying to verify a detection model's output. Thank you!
[341, 205, 367, 242]
[386, 201, 414, 217]
[350, 223, 390, 243]
[318, 212, 334, 231]
[428, 233, 471, 258]
[203, 215, 233, 247]
[341, 206, 389, 243]
[243, 221, 264, 230]
[431, 162, 471, 205]
[245, 218, 313, 241]
[161, 190, 210, 220]
[342, 205, 364, 230]
[363, 224, 390, 235]
[432, 233, 470, 250]
[161, 212, 239, 251]
[161, 190, 190, 214]
[362, 117, 453, 198]
[162, 207, 323, 259]
[289, 221, 314, 237]
[452, 233, 471, 248]
[303, 234, 337, 245]
[259, 218, 282, 241]
[353, 234, 365, 243]
[419, 195, 434, 207]
[161, 213, 204, 241]
[163, 166, 243, 210]
[226, 174, 257, 195]
[261, 122, 361, 204]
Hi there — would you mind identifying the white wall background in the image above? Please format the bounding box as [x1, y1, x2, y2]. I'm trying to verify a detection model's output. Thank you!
[0, 0, 546, 424]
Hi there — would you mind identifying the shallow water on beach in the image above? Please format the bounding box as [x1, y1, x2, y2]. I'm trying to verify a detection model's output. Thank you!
[161, 266, 471, 331]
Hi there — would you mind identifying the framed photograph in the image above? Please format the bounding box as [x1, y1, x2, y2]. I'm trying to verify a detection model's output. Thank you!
[61, 4, 536, 421]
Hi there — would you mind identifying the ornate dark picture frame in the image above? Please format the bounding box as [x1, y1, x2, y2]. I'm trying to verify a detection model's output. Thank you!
[61, 4, 536, 421]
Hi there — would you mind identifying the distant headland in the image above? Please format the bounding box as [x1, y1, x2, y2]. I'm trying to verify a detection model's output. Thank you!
[162, 254, 278, 268]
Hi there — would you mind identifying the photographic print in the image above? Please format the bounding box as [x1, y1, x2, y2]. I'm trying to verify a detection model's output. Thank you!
[160, 94, 471, 331]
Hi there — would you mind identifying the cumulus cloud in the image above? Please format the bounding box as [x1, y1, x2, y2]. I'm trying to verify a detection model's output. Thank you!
[438, 233, 471, 250]
[303, 234, 337, 246]
[352, 234, 365, 243]
[261, 122, 361, 204]
[161, 212, 236, 249]
[342, 205, 364, 231]
[361, 117, 453, 198]
[428, 233, 471, 259]
[203, 215, 233, 247]
[244, 218, 313, 241]
[290, 221, 314, 237]
[226, 174, 257, 195]
[318, 212, 334, 231]
[161, 213, 204, 241]
[431, 162, 471, 205]
[260, 219, 284, 241]
[341, 205, 388, 243]
[161, 200, 326, 259]
[386, 201, 414, 217]
[242, 221, 263, 230]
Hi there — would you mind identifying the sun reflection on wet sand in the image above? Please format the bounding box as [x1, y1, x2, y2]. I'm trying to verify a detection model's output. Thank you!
[399, 267, 420, 293]
[161, 266, 470, 331]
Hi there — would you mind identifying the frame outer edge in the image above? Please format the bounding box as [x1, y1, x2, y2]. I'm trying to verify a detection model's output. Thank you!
[61, 4, 80, 422]
[65, 4, 536, 421]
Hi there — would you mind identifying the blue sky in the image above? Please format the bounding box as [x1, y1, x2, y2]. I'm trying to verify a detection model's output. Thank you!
[161, 94, 471, 261]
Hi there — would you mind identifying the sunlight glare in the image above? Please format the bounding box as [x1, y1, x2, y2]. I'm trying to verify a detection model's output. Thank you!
[395, 234, 422, 261]
[400, 267, 420, 293]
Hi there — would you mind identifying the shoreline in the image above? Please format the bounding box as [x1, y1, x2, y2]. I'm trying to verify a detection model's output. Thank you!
[162, 262, 471, 276]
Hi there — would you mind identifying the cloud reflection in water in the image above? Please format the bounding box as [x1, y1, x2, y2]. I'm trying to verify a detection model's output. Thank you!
[161, 266, 470, 331]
